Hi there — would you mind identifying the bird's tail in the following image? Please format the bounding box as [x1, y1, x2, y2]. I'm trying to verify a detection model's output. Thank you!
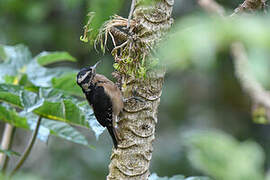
[107, 126, 118, 149]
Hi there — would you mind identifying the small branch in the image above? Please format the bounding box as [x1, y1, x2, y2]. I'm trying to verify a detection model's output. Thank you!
[231, 0, 267, 16]
[0, 124, 15, 167]
[198, 0, 268, 17]
[231, 42, 270, 112]
[1, 127, 16, 173]
[198, 0, 270, 122]
[197, 0, 225, 16]
[10, 116, 42, 176]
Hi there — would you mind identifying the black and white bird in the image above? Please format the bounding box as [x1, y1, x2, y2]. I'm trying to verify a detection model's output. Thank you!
[76, 61, 123, 148]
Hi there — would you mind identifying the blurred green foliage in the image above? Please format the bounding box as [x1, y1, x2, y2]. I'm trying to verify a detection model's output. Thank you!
[81, 0, 124, 44]
[0, 172, 43, 180]
[1, 0, 270, 180]
[184, 130, 265, 180]
[159, 15, 270, 81]
[36, 52, 76, 66]
[149, 173, 212, 180]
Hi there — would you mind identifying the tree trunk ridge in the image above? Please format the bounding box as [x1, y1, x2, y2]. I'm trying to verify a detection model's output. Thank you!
[107, 0, 174, 179]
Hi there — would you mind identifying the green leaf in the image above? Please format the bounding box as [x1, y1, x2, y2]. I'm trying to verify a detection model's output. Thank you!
[41, 119, 89, 146]
[0, 148, 20, 157]
[33, 99, 87, 127]
[0, 44, 32, 82]
[36, 51, 77, 66]
[20, 90, 44, 113]
[0, 44, 76, 87]
[25, 112, 89, 146]
[0, 84, 23, 108]
[18, 74, 40, 92]
[0, 104, 90, 146]
[0, 44, 99, 145]
[26, 59, 75, 87]
[52, 73, 83, 97]
[183, 130, 265, 180]
[4, 74, 39, 93]
[0, 105, 28, 129]
[4, 75, 16, 84]
[0, 44, 104, 140]
[0, 84, 98, 130]
[39, 87, 66, 102]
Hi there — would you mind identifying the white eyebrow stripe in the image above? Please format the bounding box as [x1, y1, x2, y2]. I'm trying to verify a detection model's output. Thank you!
[78, 71, 91, 83]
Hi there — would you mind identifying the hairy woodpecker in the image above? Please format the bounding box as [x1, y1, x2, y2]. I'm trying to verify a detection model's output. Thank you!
[76, 61, 123, 148]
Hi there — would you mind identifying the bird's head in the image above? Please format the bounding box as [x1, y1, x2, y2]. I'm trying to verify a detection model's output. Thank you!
[76, 60, 101, 87]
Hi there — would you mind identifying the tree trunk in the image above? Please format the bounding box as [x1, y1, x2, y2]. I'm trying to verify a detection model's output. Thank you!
[107, 0, 174, 179]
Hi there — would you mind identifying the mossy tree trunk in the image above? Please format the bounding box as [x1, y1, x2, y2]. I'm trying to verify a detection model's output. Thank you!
[107, 0, 174, 179]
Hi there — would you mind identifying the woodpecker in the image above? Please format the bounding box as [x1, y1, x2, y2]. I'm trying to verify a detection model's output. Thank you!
[76, 61, 123, 148]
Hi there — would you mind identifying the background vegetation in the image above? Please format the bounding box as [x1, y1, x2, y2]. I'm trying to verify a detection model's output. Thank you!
[0, 0, 270, 179]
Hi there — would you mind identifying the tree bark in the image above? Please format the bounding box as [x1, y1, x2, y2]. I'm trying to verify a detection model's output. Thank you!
[107, 0, 174, 179]
[231, 0, 267, 16]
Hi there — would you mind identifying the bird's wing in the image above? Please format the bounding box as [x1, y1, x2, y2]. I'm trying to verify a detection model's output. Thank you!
[93, 74, 124, 116]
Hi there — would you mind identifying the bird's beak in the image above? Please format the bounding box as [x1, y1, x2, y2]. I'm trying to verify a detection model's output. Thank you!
[92, 60, 101, 70]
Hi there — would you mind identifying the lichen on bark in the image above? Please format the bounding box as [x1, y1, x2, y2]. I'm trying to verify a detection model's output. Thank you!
[105, 0, 174, 179]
